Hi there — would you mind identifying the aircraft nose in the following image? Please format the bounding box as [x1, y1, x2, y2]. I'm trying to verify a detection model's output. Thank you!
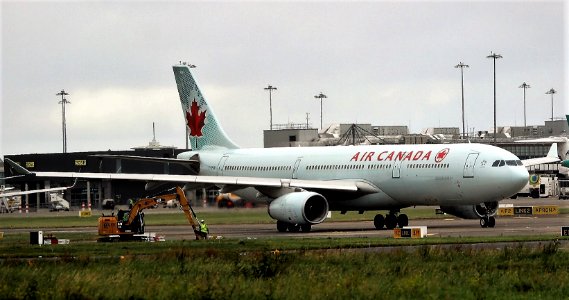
[512, 167, 529, 191]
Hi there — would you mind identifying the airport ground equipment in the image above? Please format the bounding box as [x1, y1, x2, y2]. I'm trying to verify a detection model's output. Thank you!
[559, 180, 569, 200]
[98, 186, 205, 241]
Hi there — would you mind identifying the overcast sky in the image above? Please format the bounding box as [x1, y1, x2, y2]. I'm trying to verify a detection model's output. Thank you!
[1, 0, 567, 156]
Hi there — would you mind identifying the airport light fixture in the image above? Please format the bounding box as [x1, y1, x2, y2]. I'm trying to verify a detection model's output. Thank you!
[454, 62, 469, 139]
[518, 82, 531, 127]
[486, 52, 502, 144]
[314, 92, 327, 130]
[56, 89, 70, 153]
[264, 85, 277, 130]
[545, 88, 556, 121]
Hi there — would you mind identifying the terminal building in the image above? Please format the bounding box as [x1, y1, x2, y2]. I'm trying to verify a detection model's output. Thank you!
[4, 143, 194, 211]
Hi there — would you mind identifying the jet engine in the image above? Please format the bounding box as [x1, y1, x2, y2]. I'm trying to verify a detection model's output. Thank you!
[439, 202, 498, 219]
[268, 192, 329, 225]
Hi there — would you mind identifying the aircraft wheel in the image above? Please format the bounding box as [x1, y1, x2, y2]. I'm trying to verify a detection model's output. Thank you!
[397, 214, 409, 228]
[288, 224, 301, 232]
[301, 224, 312, 232]
[373, 214, 385, 230]
[488, 216, 496, 228]
[480, 217, 488, 228]
[276, 221, 288, 232]
[385, 214, 398, 229]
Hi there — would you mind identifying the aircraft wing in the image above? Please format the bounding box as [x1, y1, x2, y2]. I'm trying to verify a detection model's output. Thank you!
[5, 157, 379, 195]
[26, 171, 380, 195]
[1, 186, 73, 198]
[522, 143, 560, 167]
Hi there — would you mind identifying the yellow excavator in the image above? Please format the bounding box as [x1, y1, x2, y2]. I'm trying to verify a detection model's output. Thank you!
[98, 186, 206, 241]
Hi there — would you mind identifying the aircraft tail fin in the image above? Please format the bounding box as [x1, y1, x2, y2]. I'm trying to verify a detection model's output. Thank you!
[173, 64, 239, 150]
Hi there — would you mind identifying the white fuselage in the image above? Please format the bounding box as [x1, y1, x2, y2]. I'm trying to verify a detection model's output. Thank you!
[178, 143, 529, 210]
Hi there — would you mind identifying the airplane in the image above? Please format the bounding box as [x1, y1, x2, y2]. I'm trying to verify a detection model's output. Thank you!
[4, 64, 560, 231]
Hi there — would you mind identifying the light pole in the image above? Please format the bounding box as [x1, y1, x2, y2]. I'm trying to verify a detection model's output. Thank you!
[545, 88, 556, 121]
[518, 82, 530, 127]
[56, 89, 70, 153]
[314, 92, 327, 130]
[264, 85, 277, 130]
[486, 52, 502, 144]
[455, 62, 469, 139]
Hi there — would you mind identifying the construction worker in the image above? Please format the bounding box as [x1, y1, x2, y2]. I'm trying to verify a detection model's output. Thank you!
[197, 219, 209, 239]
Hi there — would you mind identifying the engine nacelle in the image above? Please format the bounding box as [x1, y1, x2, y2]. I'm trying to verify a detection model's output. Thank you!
[268, 192, 329, 225]
[439, 202, 498, 219]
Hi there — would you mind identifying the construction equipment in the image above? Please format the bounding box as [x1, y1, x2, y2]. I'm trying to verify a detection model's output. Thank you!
[98, 186, 206, 241]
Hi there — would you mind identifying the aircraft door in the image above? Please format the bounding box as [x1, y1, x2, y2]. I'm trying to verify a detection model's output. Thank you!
[217, 155, 229, 176]
[392, 161, 401, 178]
[292, 158, 302, 179]
[463, 153, 479, 178]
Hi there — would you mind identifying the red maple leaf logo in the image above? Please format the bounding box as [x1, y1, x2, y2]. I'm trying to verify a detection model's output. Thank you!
[435, 148, 450, 163]
[186, 100, 207, 137]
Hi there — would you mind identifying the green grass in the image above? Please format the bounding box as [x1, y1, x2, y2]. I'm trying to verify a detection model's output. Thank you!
[1, 238, 569, 299]
[0, 207, 448, 229]
[1, 206, 566, 229]
[2, 205, 569, 299]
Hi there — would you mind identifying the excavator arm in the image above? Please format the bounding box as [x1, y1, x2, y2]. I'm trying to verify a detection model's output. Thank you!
[99, 186, 205, 240]
[125, 187, 204, 239]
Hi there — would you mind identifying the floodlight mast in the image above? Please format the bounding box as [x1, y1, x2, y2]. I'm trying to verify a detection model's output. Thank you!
[455, 62, 469, 139]
[545, 88, 556, 121]
[264, 85, 277, 130]
[486, 52, 502, 144]
[314, 92, 327, 130]
[56, 89, 70, 153]
[518, 82, 531, 127]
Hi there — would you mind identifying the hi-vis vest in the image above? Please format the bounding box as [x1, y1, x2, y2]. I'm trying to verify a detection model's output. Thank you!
[200, 223, 208, 233]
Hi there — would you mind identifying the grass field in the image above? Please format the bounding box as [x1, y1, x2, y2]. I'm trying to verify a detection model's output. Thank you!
[1, 237, 568, 299]
[0, 206, 497, 229]
[2, 208, 569, 298]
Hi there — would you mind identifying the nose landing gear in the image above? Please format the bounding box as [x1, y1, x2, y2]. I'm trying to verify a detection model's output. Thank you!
[480, 216, 496, 228]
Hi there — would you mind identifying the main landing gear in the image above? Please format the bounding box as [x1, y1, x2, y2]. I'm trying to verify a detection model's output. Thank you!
[374, 211, 408, 230]
[479, 216, 496, 228]
[276, 221, 312, 233]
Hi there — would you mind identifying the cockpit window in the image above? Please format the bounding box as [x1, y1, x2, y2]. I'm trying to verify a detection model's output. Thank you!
[506, 160, 517, 166]
[492, 160, 500, 167]
[499, 160, 505, 167]
[516, 160, 523, 166]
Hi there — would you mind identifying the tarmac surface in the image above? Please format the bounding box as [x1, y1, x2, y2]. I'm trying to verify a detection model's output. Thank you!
[3, 197, 569, 241]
